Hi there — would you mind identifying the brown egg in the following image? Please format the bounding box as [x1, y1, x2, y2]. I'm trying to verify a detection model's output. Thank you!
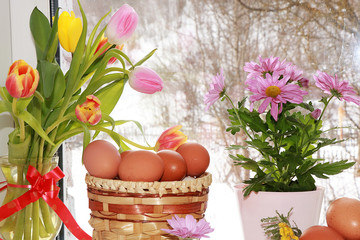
[326, 197, 360, 240]
[83, 140, 121, 179]
[176, 142, 210, 177]
[120, 150, 135, 159]
[157, 150, 187, 181]
[300, 226, 344, 240]
[118, 150, 164, 182]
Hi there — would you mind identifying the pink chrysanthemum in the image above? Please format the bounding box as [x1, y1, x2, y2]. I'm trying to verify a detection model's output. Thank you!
[248, 73, 308, 121]
[243, 56, 289, 82]
[162, 215, 214, 239]
[284, 65, 304, 82]
[204, 69, 226, 111]
[314, 71, 360, 105]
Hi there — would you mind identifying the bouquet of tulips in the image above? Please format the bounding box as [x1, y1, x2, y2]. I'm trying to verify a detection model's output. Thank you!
[0, 1, 166, 239]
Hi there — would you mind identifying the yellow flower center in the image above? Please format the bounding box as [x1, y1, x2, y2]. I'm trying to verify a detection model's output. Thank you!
[265, 86, 281, 98]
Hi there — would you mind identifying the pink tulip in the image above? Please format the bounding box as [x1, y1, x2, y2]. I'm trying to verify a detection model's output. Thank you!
[154, 125, 187, 152]
[75, 95, 102, 125]
[6, 60, 39, 98]
[105, 4, 138, 45]
[128, 66, 163, 94]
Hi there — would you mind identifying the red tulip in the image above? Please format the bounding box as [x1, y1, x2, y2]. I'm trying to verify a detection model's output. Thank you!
[95, 37, 124, 64]
[6, 60, 39, 98]
[75, 95, 102, 125]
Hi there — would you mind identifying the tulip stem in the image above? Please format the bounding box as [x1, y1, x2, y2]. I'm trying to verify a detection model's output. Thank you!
[11, 98, 25, 142]
[116, 134, 154, 150]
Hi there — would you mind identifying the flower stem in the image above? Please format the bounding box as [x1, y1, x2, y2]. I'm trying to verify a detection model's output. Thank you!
[32, 201, 40, 240]
[11, 98, 25, 142]
[13, 209, 25, 240]
[40, 199, 56, 234]
[224, 94, 254, 141]
[24, 203, 33, 240]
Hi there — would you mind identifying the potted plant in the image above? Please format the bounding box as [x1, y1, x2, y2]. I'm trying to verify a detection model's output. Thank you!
[204, 56, 359, 239]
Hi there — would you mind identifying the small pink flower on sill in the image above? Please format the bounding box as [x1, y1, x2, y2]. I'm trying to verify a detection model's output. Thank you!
[247, 73, 308, 121]
[105, 4, 138, 46]
[155, 125, 187, 152]
[95, 37, 124, 64]
[128, 66, 163, 94]
[314, 71, 360, 105]
[75, 95, 102, 125]
[161, 215, 214, 239]
[6, 60, 39, 98]
[311, 108, 321, 119]
[204, 68, 226, 111]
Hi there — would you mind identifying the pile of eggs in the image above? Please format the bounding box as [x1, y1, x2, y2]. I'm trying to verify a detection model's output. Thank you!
[83, 140, 210, 182]
[300, 197, 360, 240]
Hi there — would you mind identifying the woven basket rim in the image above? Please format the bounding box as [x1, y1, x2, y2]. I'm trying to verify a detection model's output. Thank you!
[85, 172, 212, 196]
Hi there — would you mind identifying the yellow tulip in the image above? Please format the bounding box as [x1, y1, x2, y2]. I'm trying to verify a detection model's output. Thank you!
[58, 11, 82, 53]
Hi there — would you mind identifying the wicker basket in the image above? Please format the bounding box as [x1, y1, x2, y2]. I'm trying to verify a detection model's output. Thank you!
[85, 173, 212, 240]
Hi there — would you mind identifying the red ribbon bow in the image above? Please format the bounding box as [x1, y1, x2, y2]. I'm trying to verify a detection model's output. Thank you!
[0, 165, 91, 240]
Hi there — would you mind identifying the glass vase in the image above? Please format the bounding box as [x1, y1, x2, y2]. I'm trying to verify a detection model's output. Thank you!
[0, 156, 62, 240]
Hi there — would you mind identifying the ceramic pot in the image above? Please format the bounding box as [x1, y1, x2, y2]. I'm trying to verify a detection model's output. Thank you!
[0, 156, 62, 240]
[235, 184, 324, 240]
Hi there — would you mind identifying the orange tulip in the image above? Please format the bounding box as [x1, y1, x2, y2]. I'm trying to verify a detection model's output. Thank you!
[75, 95, 102, 125]
[154, 125, 187, 152]
[5, 60, 39, 98]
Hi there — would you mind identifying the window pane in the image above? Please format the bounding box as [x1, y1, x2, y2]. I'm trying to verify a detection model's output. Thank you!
[59, 0, 360, 239]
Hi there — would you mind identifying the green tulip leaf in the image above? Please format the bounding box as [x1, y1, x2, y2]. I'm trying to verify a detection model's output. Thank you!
[85, 9, 111, 60]
[45, 9, 60, 62]
[102, 113, 115, 131]
[30, 7, 51, 60]
[0, 87, 12, 103]
[133, 48, 157, 69]
[39, 60, 59, 98]
[48, 68, 66, 109]
[17, 111, 54, 145]
[16, 96, 34, 113]
[95, 80, 125, 115]
[0, 100, 11, 113]
[80, 73, 124, 104]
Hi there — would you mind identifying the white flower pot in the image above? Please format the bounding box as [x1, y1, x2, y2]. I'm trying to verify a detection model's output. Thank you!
[234, 184, 324, 240]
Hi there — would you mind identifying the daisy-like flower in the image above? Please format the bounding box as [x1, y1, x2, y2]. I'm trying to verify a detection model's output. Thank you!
[204, 69, 226, 111]
[243, 56, 289, 82]
[248, 73, 308, 121]
[162, 215, 214, 239]
[314, 71, 360, 105]
[284, 65, 303, 82]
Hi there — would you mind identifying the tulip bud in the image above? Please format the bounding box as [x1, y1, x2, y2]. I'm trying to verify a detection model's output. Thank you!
[311, 108, 321, 119]
[6, 60, 39, 98]
[155, 125, 187, 152]
[128, 66, 163, 94]
[105, 4, 138, 45]
[95, 37, 124, 64]
[58, 11, 82, 53]
[75, 95, 102, 125]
